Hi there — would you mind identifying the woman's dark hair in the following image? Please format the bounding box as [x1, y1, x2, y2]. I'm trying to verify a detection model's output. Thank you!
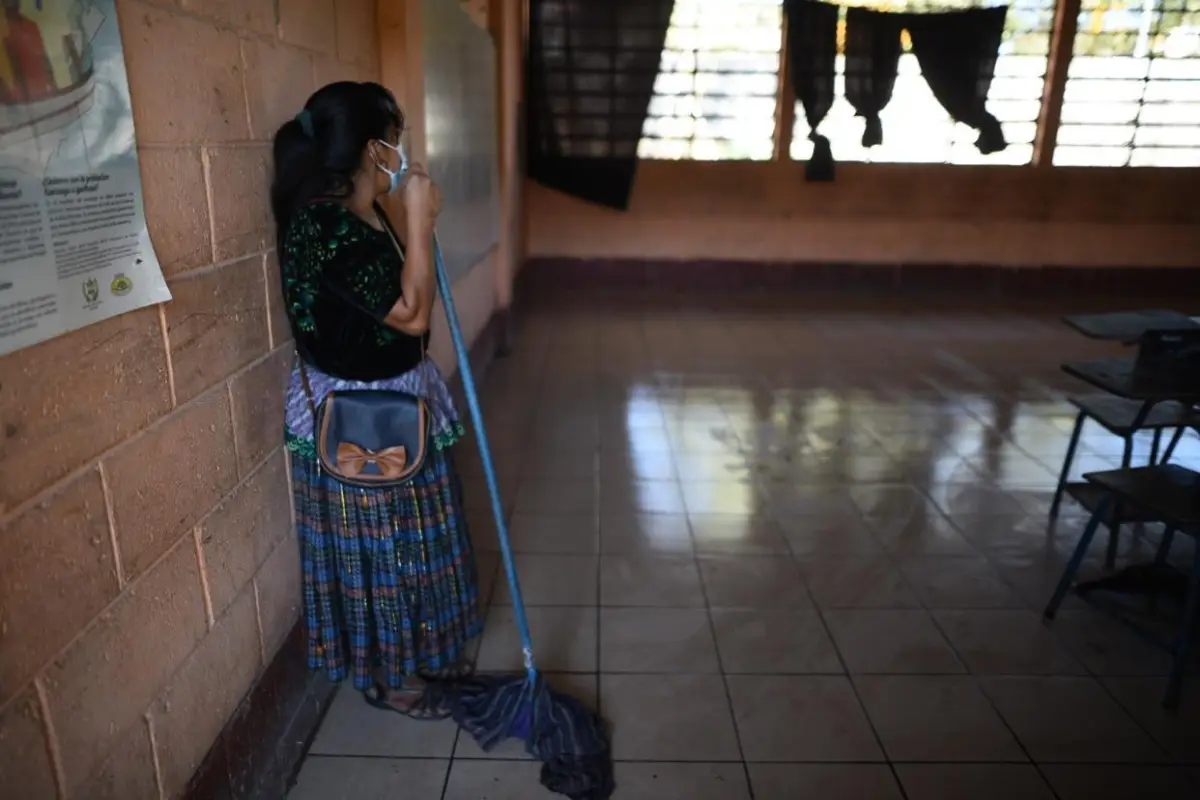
[270, 81, 403, 248]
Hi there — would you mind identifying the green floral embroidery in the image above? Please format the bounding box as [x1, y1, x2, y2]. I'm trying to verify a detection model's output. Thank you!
[434, 422, 467, 450]
[280, 202, 401, 339]
[285, 434, 318, 460]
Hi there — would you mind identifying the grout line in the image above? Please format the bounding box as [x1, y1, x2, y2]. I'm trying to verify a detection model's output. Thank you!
[263, 253, 276, 350]
[252, 578, 267, 666]
[193, 526, 217, 630]
[33, 676, 67, 800]
[199, 146, 218, 265]
[685, 511, 755, 791]
[161, 248, 275, 282]
[439, 744, 454, 799]
[1034, 762, 1069, 800]
[138, 137, 275, 149]
[237, 35, 255, 138]
[593, 431, 602, 715]
[227, 381, 244, 480]
[299, 752, 1184, 766]
[97, 462, 127, 590]
[131, 1, 309, 52]
[157, 303, 177, 408]
[145, 712, 166, 800]
[284, 438, 299, 542]
[328, 0, 341, 65]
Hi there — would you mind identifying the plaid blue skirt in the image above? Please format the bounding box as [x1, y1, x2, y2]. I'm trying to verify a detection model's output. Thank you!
[292, 446, 483, 690]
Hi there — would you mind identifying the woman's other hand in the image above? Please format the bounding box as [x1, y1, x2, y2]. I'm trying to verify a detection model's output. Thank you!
[387, 161, 439, 335]
[403, 164, 442, 229]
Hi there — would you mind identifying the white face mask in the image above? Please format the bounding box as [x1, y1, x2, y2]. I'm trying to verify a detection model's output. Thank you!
[374, 140, 409, 193]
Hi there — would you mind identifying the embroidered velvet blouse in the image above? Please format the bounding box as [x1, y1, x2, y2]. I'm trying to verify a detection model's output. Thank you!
[280, 201, 428, 381]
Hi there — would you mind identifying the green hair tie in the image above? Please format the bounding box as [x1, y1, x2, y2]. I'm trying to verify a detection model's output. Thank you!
[295, 109, 315, 138]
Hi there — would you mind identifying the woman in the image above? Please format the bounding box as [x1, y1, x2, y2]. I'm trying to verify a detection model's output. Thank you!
[271, 82, 481, 718]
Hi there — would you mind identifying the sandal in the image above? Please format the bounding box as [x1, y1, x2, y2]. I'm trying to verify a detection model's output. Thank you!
[362, 682, 451, 721]
[422, 659, 476, 681]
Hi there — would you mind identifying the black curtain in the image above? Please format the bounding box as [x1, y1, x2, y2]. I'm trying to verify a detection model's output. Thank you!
[784, 0, 839, 181]
[906, 6, 1009, 154]
[844, 7, 904, 148]
[525, 0, 674, 210]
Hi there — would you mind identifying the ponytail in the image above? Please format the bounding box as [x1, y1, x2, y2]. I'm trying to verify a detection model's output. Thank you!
[270, 118, 326, 252]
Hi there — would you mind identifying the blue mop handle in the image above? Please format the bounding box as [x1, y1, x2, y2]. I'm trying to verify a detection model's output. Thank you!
[430, 232, 538, 681]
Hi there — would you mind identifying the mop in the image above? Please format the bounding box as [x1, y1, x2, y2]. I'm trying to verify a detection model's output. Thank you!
[429, 230, 614, 798]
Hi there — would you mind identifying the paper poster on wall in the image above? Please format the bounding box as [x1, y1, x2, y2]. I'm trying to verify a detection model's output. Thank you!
[0, 0, 170, 357]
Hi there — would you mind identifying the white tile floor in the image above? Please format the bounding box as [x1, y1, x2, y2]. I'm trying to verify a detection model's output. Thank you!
[290, 296, 1200, 799]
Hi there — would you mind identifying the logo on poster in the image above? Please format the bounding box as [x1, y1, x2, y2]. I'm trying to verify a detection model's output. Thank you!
[110, 273, 132, 296]
[82, 277, 99, 305]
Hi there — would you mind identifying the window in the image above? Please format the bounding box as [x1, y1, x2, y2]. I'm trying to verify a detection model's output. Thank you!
[638, 0, 784, 160]
[1054, 0, 1200, 167]
[790, 0, 1055, 165]
[635, 0, 1199, 167]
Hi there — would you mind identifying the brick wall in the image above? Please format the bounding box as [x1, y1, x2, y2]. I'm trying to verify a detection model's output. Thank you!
[0, 1, 380, 797]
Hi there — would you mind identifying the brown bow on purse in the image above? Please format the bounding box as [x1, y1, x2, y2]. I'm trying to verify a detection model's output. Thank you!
[335, 442, 409, 478]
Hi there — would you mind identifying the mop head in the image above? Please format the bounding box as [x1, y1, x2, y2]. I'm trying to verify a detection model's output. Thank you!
[443, 673, 615, 800]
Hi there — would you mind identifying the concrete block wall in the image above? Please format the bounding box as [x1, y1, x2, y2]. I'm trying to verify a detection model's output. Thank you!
[0, 1, 380, 797]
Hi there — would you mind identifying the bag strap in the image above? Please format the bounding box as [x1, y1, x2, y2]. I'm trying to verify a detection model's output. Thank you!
[375, 205, 430, 387]
[297, 357, 319, 424]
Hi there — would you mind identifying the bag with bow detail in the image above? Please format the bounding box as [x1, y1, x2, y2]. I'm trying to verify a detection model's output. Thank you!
[299, 367, 430, 489]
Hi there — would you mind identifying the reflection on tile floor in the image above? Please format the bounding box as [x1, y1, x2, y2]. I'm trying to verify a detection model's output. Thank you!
[291, 297, 1200, 799]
